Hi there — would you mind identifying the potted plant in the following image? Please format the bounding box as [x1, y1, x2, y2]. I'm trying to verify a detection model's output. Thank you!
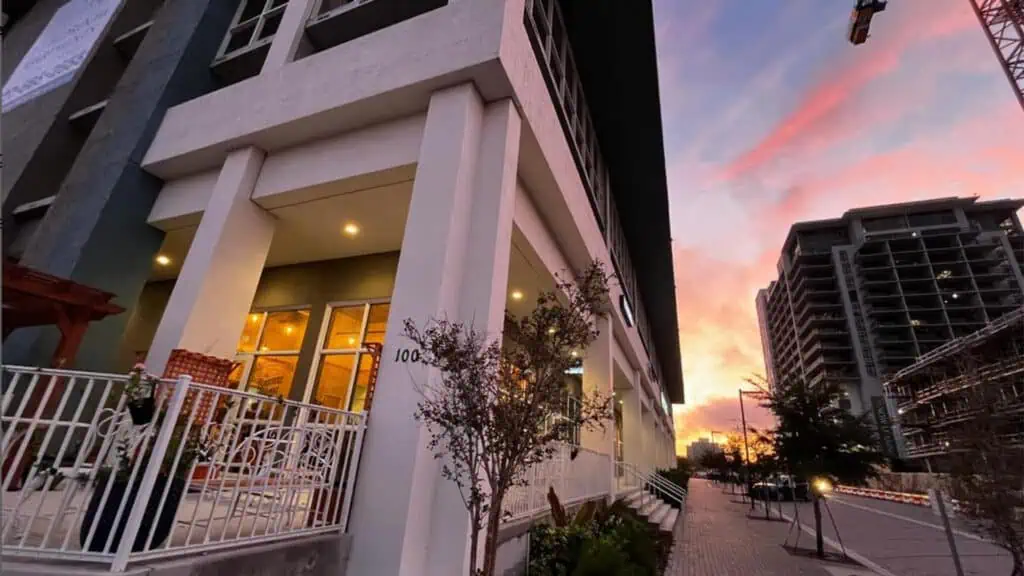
[79, 418, 223, 553]
[125, 364, 159, 425]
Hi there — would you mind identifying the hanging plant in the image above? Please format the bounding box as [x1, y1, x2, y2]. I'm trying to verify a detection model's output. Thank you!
[125, 363, 159, 425]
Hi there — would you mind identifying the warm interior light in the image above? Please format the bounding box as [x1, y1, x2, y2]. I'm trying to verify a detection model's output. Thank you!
[348, 337, 356, 346]
[284, 325, 294, 335]
[155, 254, 172, 266]
[510, 290, 524, 301]
[548, 327, 557, 335]
[342, 223, 360, 237]
[249, 314, 261, 324]
[570, 350, 578, 358]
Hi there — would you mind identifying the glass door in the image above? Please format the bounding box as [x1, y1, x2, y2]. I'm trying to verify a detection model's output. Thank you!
[305, 301, 390, 412]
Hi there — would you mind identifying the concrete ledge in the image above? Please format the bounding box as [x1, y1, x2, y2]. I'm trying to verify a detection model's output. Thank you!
[2, 533, 351, 576]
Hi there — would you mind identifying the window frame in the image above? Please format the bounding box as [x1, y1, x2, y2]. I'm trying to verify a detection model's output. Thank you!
[232, 304, 312, 398]
[215, 0, 290, 62]
[302, 298, 391, 411]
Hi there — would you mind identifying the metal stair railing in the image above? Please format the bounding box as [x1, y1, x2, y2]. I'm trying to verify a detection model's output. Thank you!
[615, 461, 686, 508]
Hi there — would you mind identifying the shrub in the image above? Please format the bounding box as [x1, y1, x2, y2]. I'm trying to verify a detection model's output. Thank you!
[528, 491, 672, 575]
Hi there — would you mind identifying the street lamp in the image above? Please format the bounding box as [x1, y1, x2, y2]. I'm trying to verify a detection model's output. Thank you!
[738, 388, 769, 509]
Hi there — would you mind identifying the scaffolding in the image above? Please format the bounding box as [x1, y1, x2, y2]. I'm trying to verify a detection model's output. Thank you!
[884, 306, 1024, 460]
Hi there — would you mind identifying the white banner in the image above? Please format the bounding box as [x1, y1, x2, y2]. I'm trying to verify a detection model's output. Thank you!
[2, 0, 122, 112]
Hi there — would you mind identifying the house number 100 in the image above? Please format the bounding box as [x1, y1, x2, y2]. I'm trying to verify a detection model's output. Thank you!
[395, 348, 421, 363]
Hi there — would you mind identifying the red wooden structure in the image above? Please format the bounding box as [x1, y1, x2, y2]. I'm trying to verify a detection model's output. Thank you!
[3, 259, 125, 367]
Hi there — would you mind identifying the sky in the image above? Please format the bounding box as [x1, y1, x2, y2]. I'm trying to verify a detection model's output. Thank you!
[655, 0, 1024, 454]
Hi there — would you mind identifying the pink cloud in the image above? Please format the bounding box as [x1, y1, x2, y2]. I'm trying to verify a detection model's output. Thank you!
[717, 3, 978, 183]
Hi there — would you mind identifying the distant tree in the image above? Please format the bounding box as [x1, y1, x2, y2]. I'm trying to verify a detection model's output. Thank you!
[748, 429, 782, 518]
[939, 349, 1024, 576]
[404, 261, 612, 576]
[753, 374, 885, 558]
[699, 450, 728, 481]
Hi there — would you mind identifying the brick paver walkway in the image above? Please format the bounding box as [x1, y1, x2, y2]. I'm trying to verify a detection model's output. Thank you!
[667, 479, 844, 576]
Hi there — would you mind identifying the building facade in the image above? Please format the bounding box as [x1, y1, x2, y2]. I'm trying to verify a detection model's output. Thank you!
[884, 306, 1024, 469]
[757, 197, 1024, 458]
[686, 438, 723, 465]
[2, 1, 682, 573]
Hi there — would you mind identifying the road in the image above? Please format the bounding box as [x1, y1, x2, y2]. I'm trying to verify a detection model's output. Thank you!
[750, 491, 1014, 576]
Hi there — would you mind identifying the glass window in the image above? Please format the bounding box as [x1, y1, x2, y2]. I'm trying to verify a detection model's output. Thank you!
[325, 306, 365, 350]
[238, 313, 264, 353]
[249, 356, 299, 398]
[260, 310, 309, 351]
[311, 302, 390, 412]
[218, 0, 290, 59]
[315, 355, 356, 409]
[350, 354, 376, 412]
[232, 307, 310, 415]
[364, 303, 390, 345]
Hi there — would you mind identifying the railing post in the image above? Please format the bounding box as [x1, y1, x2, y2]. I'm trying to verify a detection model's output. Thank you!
[111, 375, 191, 572]
[339, 415, 368, 531]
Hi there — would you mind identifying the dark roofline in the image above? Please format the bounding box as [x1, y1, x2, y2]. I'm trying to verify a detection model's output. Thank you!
[779, 196, 1024, 258]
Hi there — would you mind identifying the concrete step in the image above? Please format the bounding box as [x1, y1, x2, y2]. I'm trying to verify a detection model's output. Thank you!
[639, 497, 661, 517]
[649, 501, 671, 526]
[659, 507, 679, 533]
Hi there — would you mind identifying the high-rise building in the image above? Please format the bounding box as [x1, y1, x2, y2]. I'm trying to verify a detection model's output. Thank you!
[757, 197, 1024, 457]
[2, 1, 682, 574]
[686, 437, 724, 465]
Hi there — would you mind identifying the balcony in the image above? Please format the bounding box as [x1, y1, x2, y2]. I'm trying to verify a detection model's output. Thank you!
[0, 366, 366, 571]
[305, 0, 447, 53]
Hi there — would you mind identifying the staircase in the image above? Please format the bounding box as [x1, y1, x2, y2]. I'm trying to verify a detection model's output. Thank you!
[614, 462, 686, 533]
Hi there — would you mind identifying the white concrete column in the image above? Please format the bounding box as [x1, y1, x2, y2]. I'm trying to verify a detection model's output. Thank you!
[621, 385, 642, 468]
[146, 147, 273, 374]
[582, 315, 615, 497]
[262, 0, 315, 71]
[346, 85, 521, 576]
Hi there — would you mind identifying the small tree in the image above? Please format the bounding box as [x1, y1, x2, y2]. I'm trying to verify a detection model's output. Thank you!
[940, 349, 1024, 576]
[404, 261, 612, 576]
[755, 375, 885, 557]
[748, 429, 781, 518]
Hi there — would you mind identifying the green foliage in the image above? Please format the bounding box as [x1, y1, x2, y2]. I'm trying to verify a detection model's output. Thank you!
[528, 491, 671, 576]
[756, 376, 884, 487]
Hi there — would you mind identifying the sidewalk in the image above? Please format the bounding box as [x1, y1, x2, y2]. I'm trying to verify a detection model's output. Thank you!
[667, 479, 857, 576]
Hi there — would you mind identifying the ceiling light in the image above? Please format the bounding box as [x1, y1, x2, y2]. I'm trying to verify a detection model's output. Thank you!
[548, 327, 557, 335]
[155, 254, 172, 266]
[342, 223, 360, 237]
[250, 313, 261, 324]
[570, 350, 578, 358]
[284, 325, 294, 335]
[348, 337, 356, 346]
[510, 290, 524, 301]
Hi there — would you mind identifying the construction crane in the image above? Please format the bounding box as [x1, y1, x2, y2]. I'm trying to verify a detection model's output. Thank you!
[848, 0, 1024, 112]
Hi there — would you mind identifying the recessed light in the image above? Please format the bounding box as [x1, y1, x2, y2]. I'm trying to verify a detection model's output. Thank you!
[510, 290, 524, 301]
[155, 254, 172, 266]
[342, 223, 360, 237]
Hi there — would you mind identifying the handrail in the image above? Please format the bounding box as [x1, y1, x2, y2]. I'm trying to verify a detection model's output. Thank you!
[615, 461, 686, 507]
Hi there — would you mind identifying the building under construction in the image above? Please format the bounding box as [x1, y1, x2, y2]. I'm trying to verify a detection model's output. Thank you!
[756, 197, 1024, 458]
[884, 305, 1024, 467]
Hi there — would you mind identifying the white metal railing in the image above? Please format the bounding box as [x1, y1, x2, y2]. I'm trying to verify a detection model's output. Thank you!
[0, 365, 366, 572]
[614, 461, 686, 508]
[502, 444, 611, 522]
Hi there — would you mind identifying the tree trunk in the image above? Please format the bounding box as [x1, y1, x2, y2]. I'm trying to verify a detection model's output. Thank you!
[812, 493, 825, 558]
[481, 490, 504, 576]
[468, 508, 480, 576]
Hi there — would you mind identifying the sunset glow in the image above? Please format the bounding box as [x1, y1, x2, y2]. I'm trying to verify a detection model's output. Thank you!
[658, 0, 1024, 453]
